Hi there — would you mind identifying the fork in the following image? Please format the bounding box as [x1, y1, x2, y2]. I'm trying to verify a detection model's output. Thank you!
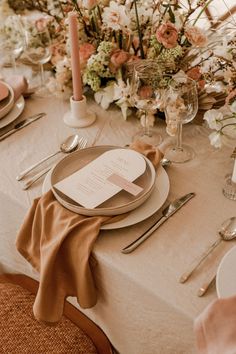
[22, 137, 87, 190]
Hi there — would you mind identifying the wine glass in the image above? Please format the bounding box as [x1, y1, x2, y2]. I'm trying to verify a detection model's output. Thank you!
[129, 60, 163, 146]
[164, 76, 198, 163]
[24, 20, 52, 97]
[0, 15, 25, 73]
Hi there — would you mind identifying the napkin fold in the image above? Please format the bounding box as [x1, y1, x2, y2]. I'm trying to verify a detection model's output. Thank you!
[16, 141, 163, 323]
[194, 295, 236, 354]
[5, 75, 28, 101]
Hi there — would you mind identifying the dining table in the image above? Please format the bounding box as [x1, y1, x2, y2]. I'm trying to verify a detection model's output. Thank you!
[0, 93, 235, 354]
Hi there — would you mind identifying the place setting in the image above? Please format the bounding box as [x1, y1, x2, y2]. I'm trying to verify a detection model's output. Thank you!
[0, 78, 26, 131]
[1, 1, 236, 353]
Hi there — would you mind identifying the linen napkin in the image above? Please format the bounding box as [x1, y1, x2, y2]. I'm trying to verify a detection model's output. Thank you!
[16, 141, 163, 323]
[5, 75, 28, 101]
[194, 295, 236, 354]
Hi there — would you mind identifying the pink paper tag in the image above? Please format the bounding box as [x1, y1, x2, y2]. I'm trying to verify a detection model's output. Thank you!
[107, 173, 143, 196]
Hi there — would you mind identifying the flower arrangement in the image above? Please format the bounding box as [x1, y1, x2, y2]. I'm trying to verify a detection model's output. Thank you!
[1, 0, 236, 144]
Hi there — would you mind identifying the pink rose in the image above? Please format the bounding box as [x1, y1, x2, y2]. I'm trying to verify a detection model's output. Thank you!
[198, 79, 205, 90]
[79, 43, 96, 68]
[187, 67, 205, 90]
[156, 22, 178, 49]
[109, 49, 130, 73]
[187, 67, 202, 81]
[138, 86, 153, 99]
[185, 26, 207, 47]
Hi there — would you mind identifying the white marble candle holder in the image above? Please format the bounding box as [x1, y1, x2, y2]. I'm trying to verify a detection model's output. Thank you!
[63, 95, 96, 128]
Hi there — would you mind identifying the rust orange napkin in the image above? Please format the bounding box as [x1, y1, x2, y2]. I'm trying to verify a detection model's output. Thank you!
[16, 141, 163, 323]
[194, 295, 236, 354]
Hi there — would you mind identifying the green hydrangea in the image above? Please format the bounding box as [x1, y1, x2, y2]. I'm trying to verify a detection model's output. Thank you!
[84, 41, 115, 90]
[83, 70, 101, 92]
[158, 45, 183, 61]
[97, 41, 114, 55]
[149, 35, 162, 55]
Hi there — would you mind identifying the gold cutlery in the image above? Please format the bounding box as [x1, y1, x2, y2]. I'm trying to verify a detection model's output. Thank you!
[179, 217, 236, 283]
[17, 134, 81, 181]
[197, 274, 216, 297]
[0, 112, 46, 141]
[121, 192, 195, 254]
[22, 137, 87, 190]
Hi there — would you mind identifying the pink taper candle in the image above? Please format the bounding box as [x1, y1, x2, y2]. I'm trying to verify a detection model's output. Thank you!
[68, 12, 83, 101]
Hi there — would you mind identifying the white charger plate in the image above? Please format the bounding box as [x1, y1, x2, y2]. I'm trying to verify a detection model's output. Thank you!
[42, 164, 170, 229]
[0, 95, 25, 129]
[216, 245, 236, 298]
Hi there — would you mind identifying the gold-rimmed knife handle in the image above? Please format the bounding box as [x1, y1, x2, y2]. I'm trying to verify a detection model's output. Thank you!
[197, 274, 216, 297]
[121, 216, 166, 254]
[179, 238, 222, 283]
[22, 166, 51, 190]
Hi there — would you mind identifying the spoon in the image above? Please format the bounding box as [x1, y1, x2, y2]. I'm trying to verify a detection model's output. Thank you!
[17, 134, 80, 181]
[179, 217, 236, 283]
[22, 136, 87, 190]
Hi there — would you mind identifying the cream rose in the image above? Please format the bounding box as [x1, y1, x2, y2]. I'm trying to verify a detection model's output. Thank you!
[185, 26, 207, 47]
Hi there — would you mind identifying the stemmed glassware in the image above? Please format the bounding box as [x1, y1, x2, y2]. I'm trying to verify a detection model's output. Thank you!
[164, 76, 198, 163]
[129, 60, 163, 145]
[24, 20, 52, 97]
[0, 15, 25, 73]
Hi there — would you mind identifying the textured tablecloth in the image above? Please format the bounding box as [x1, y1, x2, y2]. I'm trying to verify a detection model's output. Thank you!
[0, 95, 235, 354]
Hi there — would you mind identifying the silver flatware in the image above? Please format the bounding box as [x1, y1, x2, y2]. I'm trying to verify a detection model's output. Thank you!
[17, 134, 80, 181]
[179, 217, 236, 283]
[121, 192, 195, 254]
[22, 137, 87, 190]
[0, 112, 46, 141]
[197, 274, 216, 297]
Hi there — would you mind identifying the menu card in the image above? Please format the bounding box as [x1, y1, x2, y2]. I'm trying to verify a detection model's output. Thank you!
[54, 149, 146, 209]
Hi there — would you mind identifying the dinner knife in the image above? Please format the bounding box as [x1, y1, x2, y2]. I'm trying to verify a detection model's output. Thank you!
[121, 192, 195, 254]
[0, 112, 46, 141]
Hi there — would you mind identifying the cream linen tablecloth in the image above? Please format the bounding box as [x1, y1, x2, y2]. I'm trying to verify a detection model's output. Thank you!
[0, 95, 235, 354]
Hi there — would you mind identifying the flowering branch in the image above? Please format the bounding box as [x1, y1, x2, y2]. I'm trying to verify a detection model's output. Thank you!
[133, 0, 145, 59]
[193, 0, 214, 25]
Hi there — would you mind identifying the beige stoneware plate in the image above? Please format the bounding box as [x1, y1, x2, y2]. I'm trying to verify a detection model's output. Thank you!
[50, 145, 156, 216]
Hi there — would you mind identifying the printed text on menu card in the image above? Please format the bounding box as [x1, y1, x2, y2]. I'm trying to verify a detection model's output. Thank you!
[54, 149, 146, 209]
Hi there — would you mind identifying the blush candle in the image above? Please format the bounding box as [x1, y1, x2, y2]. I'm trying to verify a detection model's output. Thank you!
[68, 12, 83, 101]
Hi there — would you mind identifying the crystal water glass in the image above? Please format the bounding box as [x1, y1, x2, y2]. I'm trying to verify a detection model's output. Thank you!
[0, 15, 25, 73]
[129, 60, 163, 146]
[24, 22, 52, 97]
[164, 76, 198, 163]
